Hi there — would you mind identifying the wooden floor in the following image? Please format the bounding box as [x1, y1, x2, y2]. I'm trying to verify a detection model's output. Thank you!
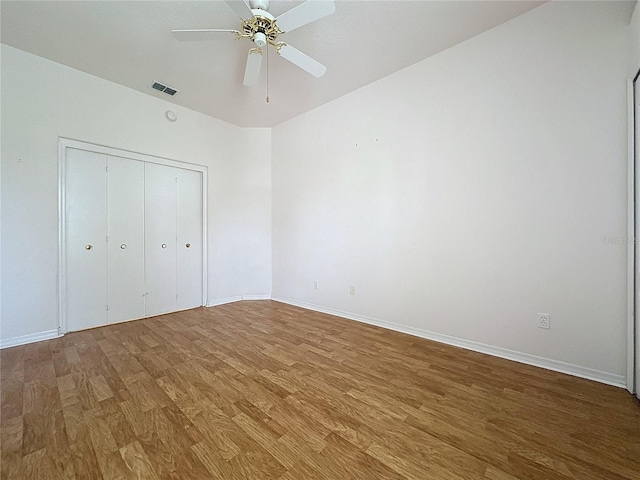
[1, 301, 639, 479]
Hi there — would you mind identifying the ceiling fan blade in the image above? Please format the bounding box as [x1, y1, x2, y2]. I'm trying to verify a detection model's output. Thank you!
[226, 0, 254, 20]
[172, 29, 239, 41]
[243, 48, 263, 86]
[277, 43, 326, 78]
[275, 0, 335, 33]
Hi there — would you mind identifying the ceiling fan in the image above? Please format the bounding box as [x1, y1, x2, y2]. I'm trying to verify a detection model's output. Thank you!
[172, 0, 335, 87]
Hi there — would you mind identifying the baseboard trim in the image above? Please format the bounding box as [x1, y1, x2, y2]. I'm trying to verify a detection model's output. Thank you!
[0, 330, 61, 349]
[207, 296, 242, 307]
[271, 296, 626, 389]
[207, 294, 272, 307]
[241, 294, 272, 301]
[1, 299, 626, 387]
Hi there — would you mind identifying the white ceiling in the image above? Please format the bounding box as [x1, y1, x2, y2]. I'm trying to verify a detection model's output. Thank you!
[1, 0, 546, 127]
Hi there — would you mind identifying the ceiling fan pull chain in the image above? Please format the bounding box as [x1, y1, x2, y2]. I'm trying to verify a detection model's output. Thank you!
[266, 44, 270, 103]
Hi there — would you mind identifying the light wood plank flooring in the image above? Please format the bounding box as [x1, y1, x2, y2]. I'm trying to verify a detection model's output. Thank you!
[1, 300, 639, 479]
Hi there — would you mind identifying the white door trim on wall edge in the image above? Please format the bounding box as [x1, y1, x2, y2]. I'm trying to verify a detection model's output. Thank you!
[58, 137, 209, 335]
[629, 78, 637, 394]
[0, 330, 61, 349]
[271, 296, 627, 389]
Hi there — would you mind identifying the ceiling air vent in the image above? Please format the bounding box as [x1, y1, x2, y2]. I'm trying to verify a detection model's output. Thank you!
[150, 81, 179, 96]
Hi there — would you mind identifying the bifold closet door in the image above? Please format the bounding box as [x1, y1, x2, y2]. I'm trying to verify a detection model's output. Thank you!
[65, 152, 204, 330]
[145, 162, 178, 316]
[107, 155, 145, 323]
[144, 163, 204, 316]
[65, 149, 108, 332]
[176, 168, 203, 311]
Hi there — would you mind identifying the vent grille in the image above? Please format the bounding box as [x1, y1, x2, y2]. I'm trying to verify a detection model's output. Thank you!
[150, 81, 179, 96]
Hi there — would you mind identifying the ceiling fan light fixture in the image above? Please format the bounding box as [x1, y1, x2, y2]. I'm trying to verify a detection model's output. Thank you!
[254, 32, 267, 48]
[241, 10, 279, 47]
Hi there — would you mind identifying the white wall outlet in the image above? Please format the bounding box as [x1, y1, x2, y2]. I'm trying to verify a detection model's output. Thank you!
[314, 280, 319, 290]
[538, 313, 550, 329]
[350, 285, 355, 295]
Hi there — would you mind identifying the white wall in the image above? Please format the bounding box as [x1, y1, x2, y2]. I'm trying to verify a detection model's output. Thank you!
[209, 127, 272, 301]
[0, 44, 272, 344]
[632, 1, 640, 74]
[272, 1, 632, 384]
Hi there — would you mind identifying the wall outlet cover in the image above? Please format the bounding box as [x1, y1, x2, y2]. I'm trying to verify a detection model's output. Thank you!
[538, 313, 550, 329]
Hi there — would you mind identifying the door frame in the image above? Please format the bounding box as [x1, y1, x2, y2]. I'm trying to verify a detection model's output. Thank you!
[630, 71, 640, 395]
[58, 137, 209, 334]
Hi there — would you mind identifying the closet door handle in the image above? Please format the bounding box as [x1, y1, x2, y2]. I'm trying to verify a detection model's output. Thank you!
[161, 244, 167, 249]
[185, 243, 191, 248]
[85, 244, 93, 250]
[120, 244, 127, 249]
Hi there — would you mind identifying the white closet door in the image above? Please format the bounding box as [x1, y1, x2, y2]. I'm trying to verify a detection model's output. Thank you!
[65, 149, 108, 332]
[145, 162, 178, 316]
[107, 155, 145, 323]
[176, 168, 204, 310]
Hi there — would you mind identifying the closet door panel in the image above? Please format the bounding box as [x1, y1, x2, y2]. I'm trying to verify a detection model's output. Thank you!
[176, 169, 203, 310]
[65, 149, 108, 332]
[145, 163, 177, 316]
[107, 155, 145, 323]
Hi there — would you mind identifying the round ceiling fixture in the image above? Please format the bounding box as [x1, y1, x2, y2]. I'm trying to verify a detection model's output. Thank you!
[254, 32, 267, 48]
[165, 110, 177, 122]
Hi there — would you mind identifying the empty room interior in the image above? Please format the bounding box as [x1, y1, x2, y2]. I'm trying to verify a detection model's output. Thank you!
[1, 0, 640, 478]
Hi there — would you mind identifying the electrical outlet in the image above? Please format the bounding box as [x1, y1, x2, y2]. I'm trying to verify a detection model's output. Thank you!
[314, 281, 319, 290]
[538, 313, 550, 329]
[350, 285, 355, 295]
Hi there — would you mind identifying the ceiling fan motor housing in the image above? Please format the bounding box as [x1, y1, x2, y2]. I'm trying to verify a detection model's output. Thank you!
[250, 0, 269, 10]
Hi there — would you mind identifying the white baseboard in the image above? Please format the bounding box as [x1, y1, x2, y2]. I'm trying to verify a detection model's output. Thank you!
[271, 296, 627, 389]
[207, 296, 242, 307]
[5, 299, 624, 388]
[207, 294, 272, 307]
[240, 294, 272, 301]
[0, 329, 61, 349]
